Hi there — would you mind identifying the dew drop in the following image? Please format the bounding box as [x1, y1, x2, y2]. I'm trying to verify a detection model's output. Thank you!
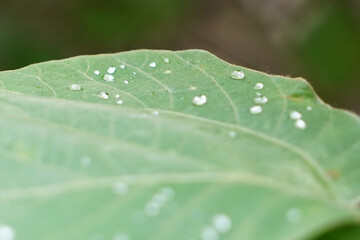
[193, 95, 207, 106]
[145, 202, 160, 217]
[201, 227, 218, 240]
[95, 91, 110, 100]
[124, 80, 129, 85]
[250, 106, 262, 114]
[112, 181, 129, 195]
[213, 214, 232, 233]
[102, 74, 115, 82]
[286, 208, 302, 223]
[152, 193, 168, 207]
[289, 111, 302, 120]
[254, 96, 268, 104]
[0, 225, 15, 240]
[119, 64, 126, 70]
[254, 83, 264, 90]
[164, 57, 170, 63]
[295, 119, 306, 130]
[307, 106, 312, 111]
[69, 84, 82, 91]
[228, 131, 237, 138]
[151, 111, 159, 116]
[149, 62, 157, 68]
[94, 70, 100, 76]
[230, 70, 245, 80]
[114, 233, 129, 240]
[160, 187, 175, 199]
[116, 100, 123, 105]
[81, 156, 91, 167]
[107, 66, 116, 74]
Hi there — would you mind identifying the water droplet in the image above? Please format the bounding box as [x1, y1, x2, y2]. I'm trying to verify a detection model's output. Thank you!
[250, 106, 262, 114]
[124, 80, 129, 85]
[145, 202, 160, 217]
[149, 62, 157, 68]
[116, 100, 123, 105]
[229, 131, 237, 138]
[286, 208, 302, 223]
[69, 84, 82, 91]
[107, 66, 116, 74]
[164, 70, 172, 74]
[113, 181, 129, 195]
[160, 187, 175, 199]
[102, 74, 115, 82]
[213, 214, 232, 233]
[0, 225, 15, 240]
[164, 57, 170, 63]
[307, 106, 312, 111]
[152, 193, 168, 207]
[119, 64, 126, 69]
[295, 119, 306, 130]
[94, 70, 100, 76]
[201, 227, 218, 240]
[114, 233, 129, 240]
[192, 95, 207, 106]
[81, 156, 91, 167]
[254, 83, 264, 90]
[289, 111, 302, 120]
[115, 94, 120, 99]
[254, 96, 268, 104]
[230, 70, 245, 80]
[151, 111, 159, 116]
[95, 91, 110, 100]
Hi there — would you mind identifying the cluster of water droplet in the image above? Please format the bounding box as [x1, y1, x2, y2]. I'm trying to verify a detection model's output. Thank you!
[144, 187, 175, 217]
[230, 70, 245, 80]
[200, 214, 232, 240]
[70, 57, 314, 134]
[250, 82, 267, 115]
[69, 83, 82, 91]
[289, 111, 306, 130]
[87, 58, 173, 104]
[193, 95, 207, 106]
[91, 64, 129, 103]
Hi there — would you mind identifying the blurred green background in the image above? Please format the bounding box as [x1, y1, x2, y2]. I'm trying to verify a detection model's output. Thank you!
[1, 0, 359, 113]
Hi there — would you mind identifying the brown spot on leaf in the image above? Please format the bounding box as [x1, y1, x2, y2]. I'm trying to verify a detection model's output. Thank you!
[326, 169, 340, 180]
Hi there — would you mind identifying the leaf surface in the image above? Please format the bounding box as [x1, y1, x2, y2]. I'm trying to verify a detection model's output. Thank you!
[0, 50, 359, 240]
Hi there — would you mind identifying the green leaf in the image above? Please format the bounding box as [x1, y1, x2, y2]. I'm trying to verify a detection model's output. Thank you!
[0, 50, 359, 240]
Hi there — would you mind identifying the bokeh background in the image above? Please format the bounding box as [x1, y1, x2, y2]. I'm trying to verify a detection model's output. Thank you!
[1, 0, 359, 113]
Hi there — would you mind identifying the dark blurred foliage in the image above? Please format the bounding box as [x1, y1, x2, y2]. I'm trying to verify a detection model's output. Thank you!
[0, 0, 359, 112]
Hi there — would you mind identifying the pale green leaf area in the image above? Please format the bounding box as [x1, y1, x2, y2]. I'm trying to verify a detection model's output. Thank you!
[0, 50, 359, 240]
